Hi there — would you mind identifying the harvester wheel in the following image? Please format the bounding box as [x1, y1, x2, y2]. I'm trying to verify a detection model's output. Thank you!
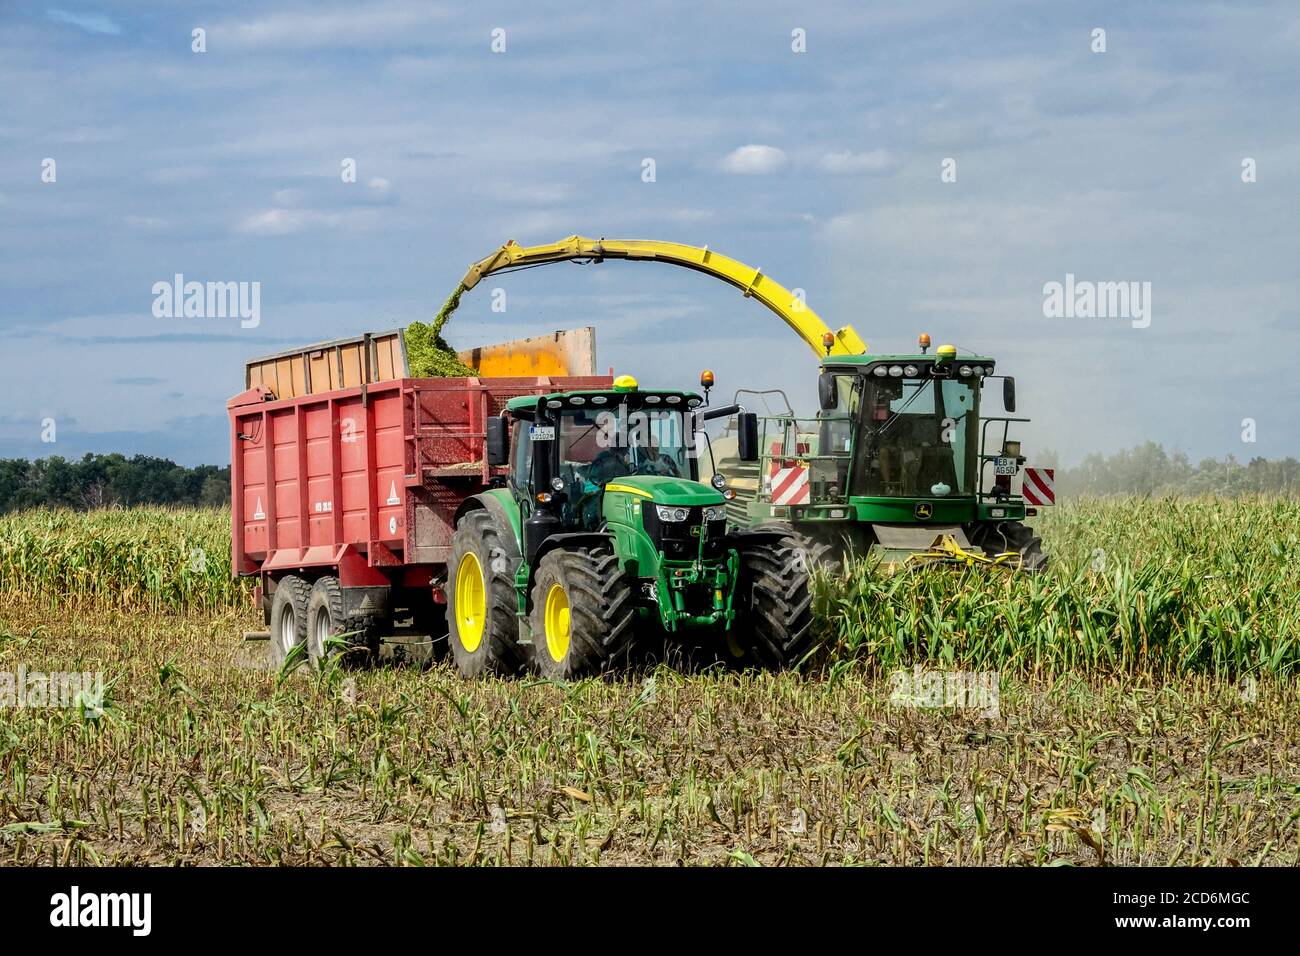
[268, 575, 311, 669]
[971, 521, 1048, 573]
[735, 535, 814, 669]
[529, 547, 634, 679]
[306, 576, 376, 668]
[754, 521, 842, 574]
[447, 509, 524, 677]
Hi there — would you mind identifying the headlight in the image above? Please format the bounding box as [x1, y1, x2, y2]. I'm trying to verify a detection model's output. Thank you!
[888, 365, 903, 377]
[958, 365, 973, 377]
[873, 366, 888, 377]
[903, 365, 919, 377]
[655, 505, 689, 522]
[702, 506, 727, 522]
[550, 476, 565, 491]
[710, 473, 726, 490]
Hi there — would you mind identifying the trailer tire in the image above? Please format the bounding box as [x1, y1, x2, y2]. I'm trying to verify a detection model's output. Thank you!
[447, 509, 524, 677]
[529, 547, 635, 680]
[306, 577, 376, 669]
[735, 535, 814, 670]
[268, 575, 311, 670]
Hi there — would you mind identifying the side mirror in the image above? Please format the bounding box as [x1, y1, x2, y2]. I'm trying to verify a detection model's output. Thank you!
[486, 416, 509, 466]
[1002, 376, 1017, 414]
[697, 402, 740, 424]
[737, 412, 759, 462]
[817, 372, 838, 411]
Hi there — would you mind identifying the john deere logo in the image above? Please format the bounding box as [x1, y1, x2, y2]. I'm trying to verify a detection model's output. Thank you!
[914, 502, 933, 520]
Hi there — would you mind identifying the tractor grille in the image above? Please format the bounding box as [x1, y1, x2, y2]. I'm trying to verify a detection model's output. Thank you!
[642, 506, 728, 560]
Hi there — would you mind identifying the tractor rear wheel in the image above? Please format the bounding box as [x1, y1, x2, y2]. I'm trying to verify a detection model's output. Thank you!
[268, 575, 311, 669]
[529, 547, 634, 679]
[970, 521, 1048, 572]
[734, 535, 814, 669]
[306, 576, 376, 668]
[447, 509, 525, 677]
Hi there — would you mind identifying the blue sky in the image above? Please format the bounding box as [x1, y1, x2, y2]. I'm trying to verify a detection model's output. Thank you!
[2, 1, 1298, 466]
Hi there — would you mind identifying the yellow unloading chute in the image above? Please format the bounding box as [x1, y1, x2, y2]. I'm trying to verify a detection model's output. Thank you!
[450, 235, 868, 359]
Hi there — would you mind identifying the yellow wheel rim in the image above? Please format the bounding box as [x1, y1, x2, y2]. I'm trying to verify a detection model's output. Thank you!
[544, 583, 571, 663]
[455, 551, 486, 652]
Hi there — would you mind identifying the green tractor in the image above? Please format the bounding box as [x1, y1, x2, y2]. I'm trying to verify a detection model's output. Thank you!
[445, 374, 812, 679]
[711, 338, 1048, 572]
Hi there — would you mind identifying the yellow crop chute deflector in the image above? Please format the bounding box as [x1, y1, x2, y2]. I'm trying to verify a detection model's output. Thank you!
[454, 236, 868, 359]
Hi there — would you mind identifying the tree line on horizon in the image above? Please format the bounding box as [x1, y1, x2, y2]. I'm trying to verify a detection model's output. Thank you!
[0, 454, 230, 513]
[0, 443, 1296, 513]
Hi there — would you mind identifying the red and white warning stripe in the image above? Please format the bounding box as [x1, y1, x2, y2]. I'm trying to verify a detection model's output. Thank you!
[768, 461, 810, 505]
[1021, 467, 1055, 505]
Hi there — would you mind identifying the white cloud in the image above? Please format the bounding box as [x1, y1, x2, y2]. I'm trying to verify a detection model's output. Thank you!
[819, 149, 893, 174]
[237, 208, 347, 235]
[47, 9, 122, 36]
[217, 3, 453, 51]
[719, 144, 787, 175]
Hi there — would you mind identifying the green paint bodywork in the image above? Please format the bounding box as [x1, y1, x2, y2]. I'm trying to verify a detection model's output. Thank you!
[599, 476, 735, 632]
[474, 388, 740, 644]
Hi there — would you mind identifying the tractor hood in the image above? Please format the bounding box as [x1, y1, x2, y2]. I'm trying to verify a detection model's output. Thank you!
[604, 475, 723, 506]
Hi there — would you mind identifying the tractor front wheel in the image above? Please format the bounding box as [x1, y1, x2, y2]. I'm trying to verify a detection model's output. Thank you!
[734, 535, 814, 669]
[529, 548, 634, 679]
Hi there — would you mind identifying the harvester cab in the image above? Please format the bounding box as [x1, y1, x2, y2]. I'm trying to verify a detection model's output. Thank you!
[719, 336, 1047, 571]
[448, 374, 812, 679]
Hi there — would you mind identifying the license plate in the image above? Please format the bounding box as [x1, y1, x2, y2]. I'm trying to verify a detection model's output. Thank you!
[528, 425, 555, 441]
[994, 457, 1017, 475]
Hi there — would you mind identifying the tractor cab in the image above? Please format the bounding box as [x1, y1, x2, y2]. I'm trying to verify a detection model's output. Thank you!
[490, 374, 747, 561]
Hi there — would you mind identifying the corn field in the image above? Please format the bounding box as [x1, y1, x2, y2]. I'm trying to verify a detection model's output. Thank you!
[0, 508, 245, 614]
[1, 498, 1296, 677]
[0, 498, 1296, 866]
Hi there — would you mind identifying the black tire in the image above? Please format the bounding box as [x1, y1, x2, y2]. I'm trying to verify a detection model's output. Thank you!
[734, 535, 814, 669]
[529, 548, 635, 679]
[970, 520, 1048, 573]
[306, 576, 376, 668]
[447, 509, 524, 678]
[268, 575, 311, 669]
[754, 520, 843, 574]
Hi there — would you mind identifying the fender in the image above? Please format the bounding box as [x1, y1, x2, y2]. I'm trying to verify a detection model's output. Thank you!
[531, 531, 616, 568]
[453, 489, 523, 554]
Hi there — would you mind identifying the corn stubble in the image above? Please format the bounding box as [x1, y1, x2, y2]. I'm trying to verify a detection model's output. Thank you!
[0, 497, 1295, 865]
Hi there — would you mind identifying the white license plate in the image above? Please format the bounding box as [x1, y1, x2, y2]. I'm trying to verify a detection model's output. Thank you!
[994, 457, 1017, 475]
[528, 426, 555, 441]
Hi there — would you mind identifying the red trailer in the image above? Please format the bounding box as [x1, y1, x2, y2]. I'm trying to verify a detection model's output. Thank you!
[228, 371, 610, 662]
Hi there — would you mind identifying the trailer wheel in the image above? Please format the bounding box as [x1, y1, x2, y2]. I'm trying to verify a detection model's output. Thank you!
[447, 509, 524, 677]
[734, 535, 814, 670]
[268, 575, 311, 669]
[529, 547, 634, 679]
[306, 577, 375, 668]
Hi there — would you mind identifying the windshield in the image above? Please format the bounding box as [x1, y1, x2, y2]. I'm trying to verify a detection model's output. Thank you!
[557, 405, 693, 487]
[849, 375, 979, 497]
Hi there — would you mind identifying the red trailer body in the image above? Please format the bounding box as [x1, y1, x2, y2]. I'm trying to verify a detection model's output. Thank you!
[228, 374, 611, 622]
